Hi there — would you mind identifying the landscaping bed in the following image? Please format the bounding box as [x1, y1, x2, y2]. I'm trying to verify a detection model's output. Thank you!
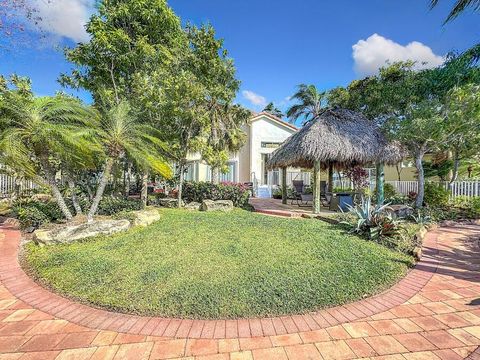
[24, 209, 414, 319]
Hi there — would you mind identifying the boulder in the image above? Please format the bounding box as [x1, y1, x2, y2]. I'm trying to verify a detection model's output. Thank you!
[132, 209, 160, 227]
[3, 217, 20, 228]
[413, 246, 422, 261]
[184, 202, 201, 211]
[31, 194, 53, 203]
[200, 200, 234, 212]
[159, 198, 182, 208]
[387, 205, 413, 219]
[33, 219, 131, 246]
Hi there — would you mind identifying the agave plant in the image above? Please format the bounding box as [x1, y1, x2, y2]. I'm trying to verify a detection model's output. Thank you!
[345, 197, 402, 241]
[410, 209, 432, 226]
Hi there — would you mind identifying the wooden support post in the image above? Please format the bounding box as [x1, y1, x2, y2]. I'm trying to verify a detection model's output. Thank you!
[281, 167, 287, 205]
[314, 160, 321, 214]
[328, 162, 334, 192]
[376, 162, 385, 205]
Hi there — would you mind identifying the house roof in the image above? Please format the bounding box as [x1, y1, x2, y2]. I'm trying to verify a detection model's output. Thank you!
[250, 112, 298, 131]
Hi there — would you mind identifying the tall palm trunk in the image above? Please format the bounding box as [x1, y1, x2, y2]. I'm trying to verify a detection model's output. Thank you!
[87, 158, 114, 223]
[141, 170, 149, 209]
[38, 161, 73, 220]
[68, 179, 82, 215]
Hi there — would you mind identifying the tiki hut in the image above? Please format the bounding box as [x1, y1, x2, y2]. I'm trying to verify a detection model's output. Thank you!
[267, 108, 403, 213]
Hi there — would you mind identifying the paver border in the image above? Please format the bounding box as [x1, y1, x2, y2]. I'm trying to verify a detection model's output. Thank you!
[0, 224, 439, 339]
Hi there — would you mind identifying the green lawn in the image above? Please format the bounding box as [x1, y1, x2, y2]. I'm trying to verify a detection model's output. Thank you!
[25, 209, 414, 319]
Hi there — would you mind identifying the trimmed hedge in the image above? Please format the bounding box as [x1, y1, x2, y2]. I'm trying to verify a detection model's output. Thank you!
[182, 181, 250, 207]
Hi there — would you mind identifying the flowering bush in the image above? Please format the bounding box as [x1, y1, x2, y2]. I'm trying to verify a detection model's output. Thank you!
[182, 181, 250, 207]
[344, 167, 369, 191]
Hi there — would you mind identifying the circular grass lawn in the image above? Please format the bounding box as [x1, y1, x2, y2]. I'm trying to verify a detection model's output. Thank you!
[24, 209, 414, 319]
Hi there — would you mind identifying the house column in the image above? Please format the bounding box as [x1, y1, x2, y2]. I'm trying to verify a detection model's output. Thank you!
[281, 167, 287, 205]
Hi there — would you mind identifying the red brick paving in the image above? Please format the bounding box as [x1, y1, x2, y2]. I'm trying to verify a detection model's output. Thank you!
[1, 223, 480, 359]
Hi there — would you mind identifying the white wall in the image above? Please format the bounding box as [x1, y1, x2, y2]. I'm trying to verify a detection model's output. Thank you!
[249, 116, 296, 185]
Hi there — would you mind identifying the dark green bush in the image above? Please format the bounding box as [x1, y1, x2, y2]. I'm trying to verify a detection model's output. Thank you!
[12, 198, 65, 228]
[182, 182, 250, 207]
[97, 197, 142, 215]
[15, 206, 50, 229]
[424, 182, 449, 207]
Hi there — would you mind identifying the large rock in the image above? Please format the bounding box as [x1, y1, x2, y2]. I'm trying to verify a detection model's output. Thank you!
[33, 219, 131, 246]
[184, 202, 201, 211]
[387, 205, 414, 219]
[132, 209, 160, 227]
[200, 200, 234, 212]
[159, 198, 182, 208]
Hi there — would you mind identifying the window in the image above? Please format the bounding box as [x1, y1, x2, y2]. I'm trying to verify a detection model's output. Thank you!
[220, 161, 237, 183]
[183, 162, 197, 181]
[261, 142, 281, 149]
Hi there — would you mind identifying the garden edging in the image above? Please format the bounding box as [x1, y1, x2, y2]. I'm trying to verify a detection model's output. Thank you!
[0, 224, 439, 339]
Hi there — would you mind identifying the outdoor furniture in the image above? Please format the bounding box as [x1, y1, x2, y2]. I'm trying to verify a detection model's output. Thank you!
[291, 180, 313, 207]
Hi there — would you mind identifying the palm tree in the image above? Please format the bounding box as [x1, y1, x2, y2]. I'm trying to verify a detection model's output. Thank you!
[286, 84, 327, 124]
[0, 92, 97, 220]
[87, 101, 172, 222]
[262, 102, 284, 118]
[430, 0, 480, 23]
[287, 84, 333, 190]
[203, 102, 250, 184]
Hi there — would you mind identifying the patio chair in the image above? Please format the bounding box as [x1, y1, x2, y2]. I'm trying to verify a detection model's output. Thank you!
[291, 180, 313, 207]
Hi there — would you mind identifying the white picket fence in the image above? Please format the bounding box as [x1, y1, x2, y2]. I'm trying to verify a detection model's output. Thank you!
[332, 180, 480, 199]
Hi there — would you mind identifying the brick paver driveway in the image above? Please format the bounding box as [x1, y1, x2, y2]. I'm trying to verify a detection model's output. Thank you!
[1, 223, 480, 359]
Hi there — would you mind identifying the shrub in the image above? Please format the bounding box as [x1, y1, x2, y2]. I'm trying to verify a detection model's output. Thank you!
[15, 206, 50, 229]
[12, 198, 65, 228]
[373, 183, 397, 202]
[424, 182, 449, 207]
[272, 187, 282, 199]
[97, 197, 142, 215]
[182, 181, 250, 207]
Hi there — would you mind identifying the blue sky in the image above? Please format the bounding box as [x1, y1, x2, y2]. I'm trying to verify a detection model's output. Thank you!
[0, 0, 478, 114]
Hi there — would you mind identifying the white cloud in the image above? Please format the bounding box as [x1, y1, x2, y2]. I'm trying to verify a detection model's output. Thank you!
[242, 90, 267, 107]
[352, 33, 444, 76]
[31, 0, 95, 42]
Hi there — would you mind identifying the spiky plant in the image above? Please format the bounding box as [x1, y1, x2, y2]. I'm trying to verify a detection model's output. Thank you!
[430, 0, 480, 23]
[87, 101, 172, 222]
[286, 84, 328, 124]
[0, 91, 98, 220]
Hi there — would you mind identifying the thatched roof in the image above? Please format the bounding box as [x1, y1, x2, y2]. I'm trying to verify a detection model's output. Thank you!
[267, 108, 404, 169]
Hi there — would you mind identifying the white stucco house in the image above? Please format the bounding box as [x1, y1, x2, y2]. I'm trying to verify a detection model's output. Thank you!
[184, 112, 310, 196]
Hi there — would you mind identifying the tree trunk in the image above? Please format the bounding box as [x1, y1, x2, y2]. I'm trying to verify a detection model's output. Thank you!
[177, 162, 185, 208]
[449, 150, 460, 187]
[141, 170, 149, 209]
[395, 163, 402, 181]
[37, 161, 73, 220]
[124, 162, 131, 198]
[328, 162, 334, 192]
[313, 160, 321, 214]
[87, 158, 114, 223]
[281, 167, 287, 205]
[211, 167, 219, 184]
[68, 179, 82, 215]
[415, 149, 426, 208]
